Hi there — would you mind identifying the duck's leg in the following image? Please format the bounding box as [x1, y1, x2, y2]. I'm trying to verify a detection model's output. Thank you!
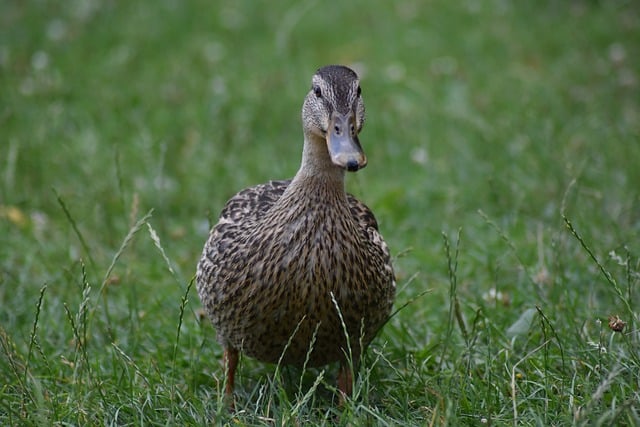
[223, 347, 239, 398]
[337, 362, 353, 402]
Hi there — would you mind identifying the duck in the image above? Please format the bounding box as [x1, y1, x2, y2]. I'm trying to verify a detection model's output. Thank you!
[196, 64, 395, 403]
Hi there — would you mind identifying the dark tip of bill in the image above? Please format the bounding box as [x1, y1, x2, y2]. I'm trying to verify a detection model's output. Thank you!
[346, 160, 360, 172]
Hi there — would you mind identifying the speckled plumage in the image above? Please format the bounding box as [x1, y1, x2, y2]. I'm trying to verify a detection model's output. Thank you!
[196, 65, 395, 400]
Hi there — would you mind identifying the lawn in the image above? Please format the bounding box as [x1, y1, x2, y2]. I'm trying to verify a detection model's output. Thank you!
[1, 0, 639, 425]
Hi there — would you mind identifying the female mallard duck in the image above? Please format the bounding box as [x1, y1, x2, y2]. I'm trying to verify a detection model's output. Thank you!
[196, 65, 395, 401]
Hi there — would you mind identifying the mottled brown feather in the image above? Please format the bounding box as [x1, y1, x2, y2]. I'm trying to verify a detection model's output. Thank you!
[197, 178, 394, 366]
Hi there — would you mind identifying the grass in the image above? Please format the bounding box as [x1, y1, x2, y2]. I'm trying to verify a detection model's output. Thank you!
[1, 0, 639, 424]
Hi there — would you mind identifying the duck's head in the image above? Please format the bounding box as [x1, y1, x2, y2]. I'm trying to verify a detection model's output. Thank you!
[302, 65, 367, 172]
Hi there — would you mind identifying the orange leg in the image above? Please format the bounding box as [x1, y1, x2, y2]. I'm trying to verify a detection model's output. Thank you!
[337, 362, 353, 403]
[223, 347, 239, 404]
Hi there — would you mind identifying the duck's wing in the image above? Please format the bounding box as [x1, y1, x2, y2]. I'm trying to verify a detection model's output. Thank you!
[196, 180, 291, 330]
[198, 179, 290, 276]
[346, 193, 395, 282]
[216, 179, 291, 226]
[346, 193, 379, 231]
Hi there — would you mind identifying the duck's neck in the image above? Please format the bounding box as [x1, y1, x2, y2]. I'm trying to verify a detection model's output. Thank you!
[285, 135, 347, 205]
[289, 133, 347, 195]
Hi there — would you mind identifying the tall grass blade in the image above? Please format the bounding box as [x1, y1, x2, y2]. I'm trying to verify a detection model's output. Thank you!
[53, 188, 96, 269]
[561, 181, 634, 319]
[147, 221, 181, 285]
[440, 228, 465, 372]
[25, 285, 47, 387]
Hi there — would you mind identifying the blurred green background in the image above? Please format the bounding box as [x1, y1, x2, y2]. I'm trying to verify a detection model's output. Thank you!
[3, 0, 637, 281]
[1, 0, 639, 424]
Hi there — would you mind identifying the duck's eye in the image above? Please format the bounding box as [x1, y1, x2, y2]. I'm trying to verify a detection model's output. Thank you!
[313, 86, 322, 98]
[356, 86, 362, 97]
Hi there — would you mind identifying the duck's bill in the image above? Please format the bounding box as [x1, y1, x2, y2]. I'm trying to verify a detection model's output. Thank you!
[327, 113, 367, 172]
